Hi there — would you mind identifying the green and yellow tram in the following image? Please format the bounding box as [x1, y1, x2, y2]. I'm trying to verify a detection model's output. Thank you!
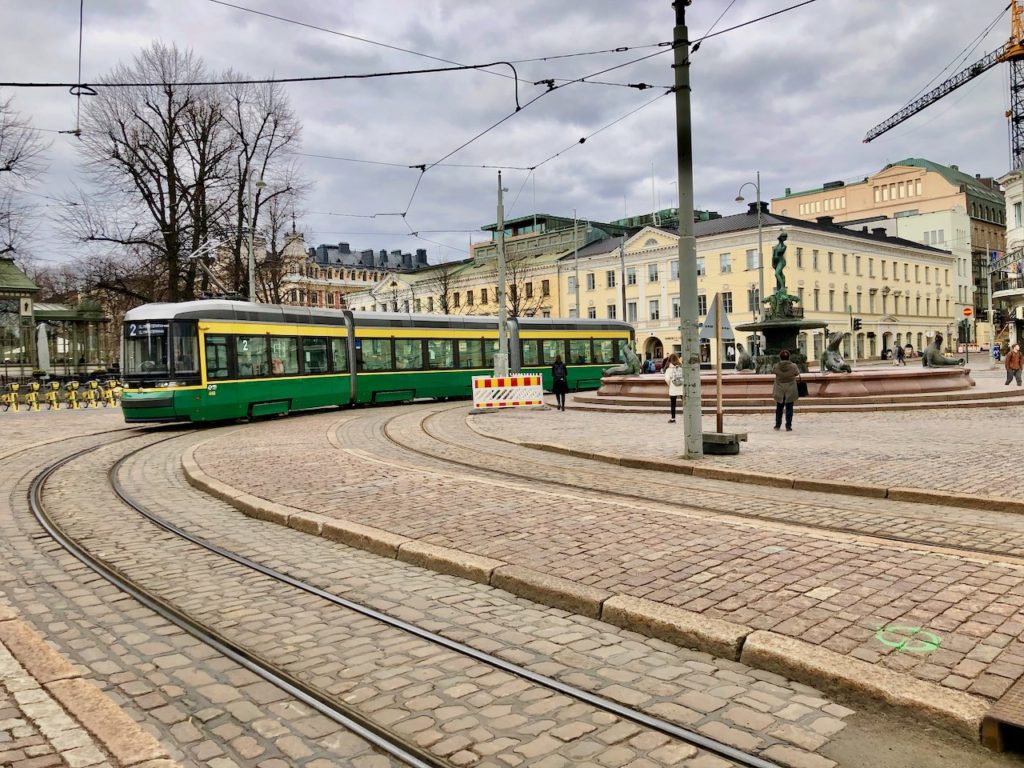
[120, 300, 634, 423]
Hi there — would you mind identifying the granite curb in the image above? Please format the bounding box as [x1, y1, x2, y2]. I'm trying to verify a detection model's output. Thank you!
[181, 440, 991, 743]
[0, 609, 180, 767]
[472, 425, 1024, 515]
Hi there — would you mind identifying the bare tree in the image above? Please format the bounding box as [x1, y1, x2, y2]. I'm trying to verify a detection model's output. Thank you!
[0, 93, 47, 260]
[64, 43, 307, 305]
[256, 192, 305, 305]
[419, 260, 465, 314]
[501, 253, 551, 318]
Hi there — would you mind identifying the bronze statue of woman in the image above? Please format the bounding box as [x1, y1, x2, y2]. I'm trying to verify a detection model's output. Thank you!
[771, 232, 788, 293]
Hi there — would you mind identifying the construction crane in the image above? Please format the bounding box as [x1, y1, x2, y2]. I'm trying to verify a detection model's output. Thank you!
[864, 1, 1024, 169]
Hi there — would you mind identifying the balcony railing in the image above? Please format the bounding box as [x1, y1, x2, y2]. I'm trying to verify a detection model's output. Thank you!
[993, 276, 1024, 294]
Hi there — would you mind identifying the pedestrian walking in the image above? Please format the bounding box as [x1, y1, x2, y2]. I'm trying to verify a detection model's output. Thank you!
[551, 355, 569, 410]
[1005, 343, 1022, 386]
[896, 345, 906, 365]
[772, 349, 801, 431]
[663, 353, 683, 423]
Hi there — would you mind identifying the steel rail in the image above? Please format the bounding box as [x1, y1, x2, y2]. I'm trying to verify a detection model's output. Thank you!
[29, 438, 446, 768]
[109, 437, 782, 768]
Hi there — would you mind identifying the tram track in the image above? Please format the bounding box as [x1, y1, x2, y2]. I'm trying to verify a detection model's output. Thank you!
[29, 430, 786, 768]
[372, 403, 1024, 566]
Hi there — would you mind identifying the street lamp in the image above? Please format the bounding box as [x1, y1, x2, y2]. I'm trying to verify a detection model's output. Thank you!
[735, 171, 765, 352]
[572, 209, 581, 318]
[247, 172, 266, 303]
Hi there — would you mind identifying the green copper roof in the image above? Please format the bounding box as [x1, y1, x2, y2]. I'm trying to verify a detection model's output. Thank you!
[0, 257, 39, 293]
[886, 158, 1003, 204]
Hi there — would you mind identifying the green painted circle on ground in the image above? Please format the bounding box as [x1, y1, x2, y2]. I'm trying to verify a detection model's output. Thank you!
[875, 625, 941, 653]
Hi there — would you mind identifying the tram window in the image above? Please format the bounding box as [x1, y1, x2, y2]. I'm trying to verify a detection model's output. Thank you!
[569, 339, 591, 365]
[172, 322, 198, 375]
[304, 336, 329, 374]
[395, 338, 423, 370]
[457, 340, 484, 369]
[330, 337, 348, 373]
[427, 339, 454, 369]
[204, 335, 232, 380]
[542, 339, 562, 364]
[521, 340, 540, 366]
[594, 339, 615, 364]
[360, 338, 392, 370]
[483, 340, 499, 368]
[235, 335, 268, 378]
[269, 337, 299, 375]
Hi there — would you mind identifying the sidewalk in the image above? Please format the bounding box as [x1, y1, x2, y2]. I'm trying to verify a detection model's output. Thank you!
[0, 605, 178, 768]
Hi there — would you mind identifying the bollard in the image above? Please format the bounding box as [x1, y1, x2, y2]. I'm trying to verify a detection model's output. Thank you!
[45, 381, 61, 410]
[65, 381, 80, 410]
[24, 382, 40, 412]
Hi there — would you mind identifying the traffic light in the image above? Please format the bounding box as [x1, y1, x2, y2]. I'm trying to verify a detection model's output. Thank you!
[852, 317, 862, 331]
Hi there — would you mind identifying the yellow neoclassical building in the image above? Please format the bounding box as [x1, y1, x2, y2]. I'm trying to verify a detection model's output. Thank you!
[345, 208, 958, 365]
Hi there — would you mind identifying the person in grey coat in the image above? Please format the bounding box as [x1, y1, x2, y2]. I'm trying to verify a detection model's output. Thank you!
[772, 349, 801, 431]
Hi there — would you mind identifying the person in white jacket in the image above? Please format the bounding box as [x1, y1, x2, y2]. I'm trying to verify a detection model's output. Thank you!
[663, 353, 684, 423]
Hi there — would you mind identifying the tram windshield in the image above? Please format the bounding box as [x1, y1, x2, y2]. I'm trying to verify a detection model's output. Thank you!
[123, 320, 199, 378]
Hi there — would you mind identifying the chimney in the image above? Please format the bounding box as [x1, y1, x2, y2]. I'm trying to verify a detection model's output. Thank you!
[872, 227, 887, 237]
[950, 164, 959, 171]
[816, 215, 834, 226]
[747, 202, 770, 215]
[784, 187, 792, 195]
[862, 226, 869, 233]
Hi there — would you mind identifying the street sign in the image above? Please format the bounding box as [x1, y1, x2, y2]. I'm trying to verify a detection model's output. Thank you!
[963, 307, 973, 317]
[699, 294, 736, 341]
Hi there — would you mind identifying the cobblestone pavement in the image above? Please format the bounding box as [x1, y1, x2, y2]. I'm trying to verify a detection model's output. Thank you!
[44, 431, 864, 767]
[0, 425, 399, 767]
[497, 368, 1021, 497]
[191, 404, 1024, 709]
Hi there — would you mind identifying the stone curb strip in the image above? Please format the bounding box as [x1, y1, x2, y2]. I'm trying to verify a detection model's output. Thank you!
[463, 417, 1024, 515]
[181, 442, 990, 743]
[0, 604, 181, 768]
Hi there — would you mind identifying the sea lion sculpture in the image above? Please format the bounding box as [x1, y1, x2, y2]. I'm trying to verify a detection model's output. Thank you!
[820, 331, 852, 373]
[922, 333, 964, 367]
[603, 341, 641, 376]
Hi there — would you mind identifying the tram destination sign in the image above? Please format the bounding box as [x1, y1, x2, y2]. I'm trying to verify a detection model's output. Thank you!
[126, 321, 168, 338]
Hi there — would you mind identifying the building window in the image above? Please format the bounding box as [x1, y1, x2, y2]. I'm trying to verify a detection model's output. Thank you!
[828, 290, 835, 312]
[427, 297, 434, 312]
[466, 290, 474, 305]
[697, 294, 707, 315]
[925, 266, 930, 284]
[648, 263, 659, 282]
[796, 247, 803, 269]
[453, 292, 460, 307]
[414, 299, 422, 312]
[868, 258, 875, 278]
[719, 253, 731, 273]
[914, 265, 920, 282]
[696, 258, 705, 277]
[649, 299, 660, 320]
[856, 292, 862, 312]
[813, 289, 820, 311]
[828, 252, 834, 272]
[747, 287, 760, 312]
[585, 273, 595, 291]
[541, 279, 550, 297]
[587, 306, 597, 319]
[722, 292, 733, 313]
[627, 301, 638, 322]
[842, 290, 848, 311]
[1015, 202, 1022, 228]
[526, 282, 534, 298]
[568, 276, 577, 293]
[746, 249, 759, 270]
[626, 267, 637, 285]
[672, 297, 680, 318]
[812, 250, 819, 271]
[606, 270, 616, 288]
[542, 310, 551, 318]
[842, 254, 848, 273]
[481, 288, 488, 304]
[670, 260, 679, 279]
[607, 304, 617, 319]
[881, 260, 887, 279]
[798, 287, 805, 305]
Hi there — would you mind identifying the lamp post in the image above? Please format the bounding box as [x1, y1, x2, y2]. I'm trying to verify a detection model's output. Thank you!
[247, 171, 266, 303]
[735, 171, 764, 353]
[573, 209, 581, 318]
[495, 171, 509, 376]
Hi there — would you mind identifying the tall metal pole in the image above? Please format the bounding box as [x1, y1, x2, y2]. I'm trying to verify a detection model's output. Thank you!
[988, 251, 996, 360]
[247, 171, 256, 303]
[573, 210, 581, 317]
[619, 238, 627, 321]
[755, 171, 764, 352]
[495, 171, 509, 376]
[673, 1, 702, 458]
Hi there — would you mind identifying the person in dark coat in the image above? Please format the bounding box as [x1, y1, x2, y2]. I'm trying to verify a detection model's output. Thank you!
[551, 355, 569, 411]
[772, 349, 801, 431]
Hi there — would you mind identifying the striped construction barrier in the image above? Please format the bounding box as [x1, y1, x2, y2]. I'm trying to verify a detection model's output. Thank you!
[472, 373, 544, 410]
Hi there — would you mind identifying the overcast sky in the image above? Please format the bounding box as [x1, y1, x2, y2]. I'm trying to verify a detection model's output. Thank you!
[0, 0, 1016, 265]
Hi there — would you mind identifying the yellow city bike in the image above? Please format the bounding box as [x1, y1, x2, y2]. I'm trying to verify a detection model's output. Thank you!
[44, 381, 61, 410]
[64, 381, 81, 410]
[0, 383, 19, 412]
[23, 381, 40, 412]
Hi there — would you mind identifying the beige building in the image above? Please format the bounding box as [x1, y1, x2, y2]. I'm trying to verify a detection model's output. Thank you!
[345, 208, 958, 365]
